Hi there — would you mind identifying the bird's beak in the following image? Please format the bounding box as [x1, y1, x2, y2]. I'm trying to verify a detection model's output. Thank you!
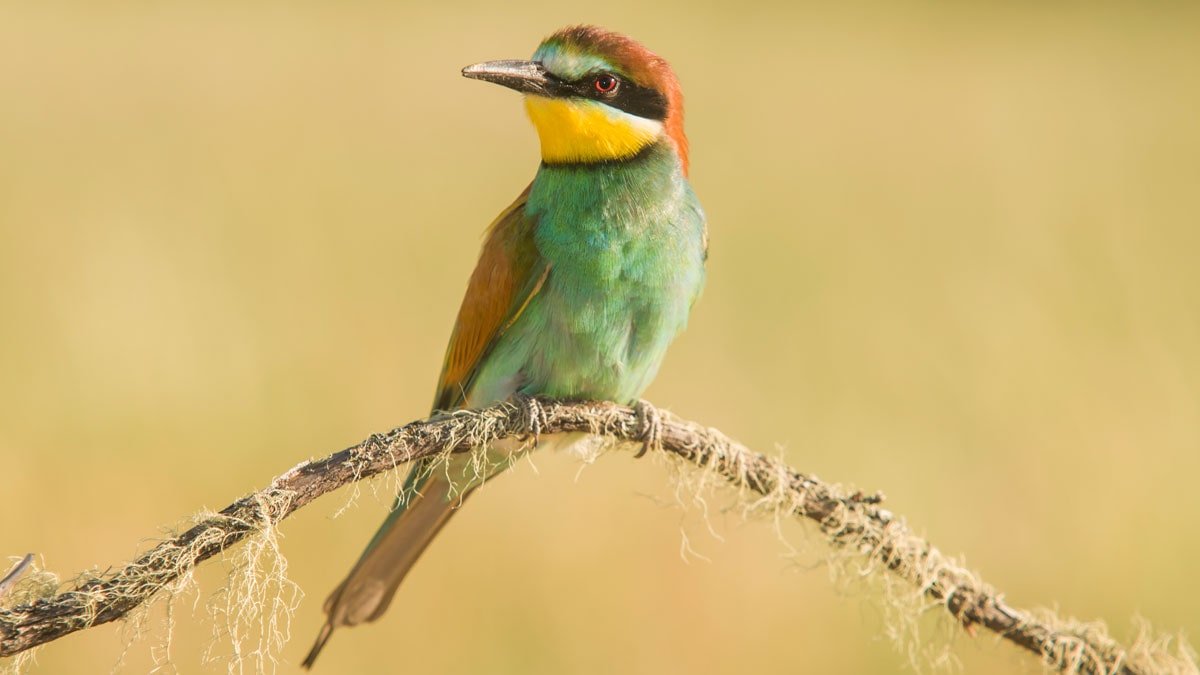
[462, 60, 555, 97]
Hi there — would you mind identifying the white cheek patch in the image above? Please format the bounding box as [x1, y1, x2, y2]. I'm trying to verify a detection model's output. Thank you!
[598, 101, 664, 137]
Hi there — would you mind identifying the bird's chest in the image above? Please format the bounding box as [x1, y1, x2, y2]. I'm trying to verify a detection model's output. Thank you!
[529, 149, 702, 310]
[464, 145, 705, 406]
[539, 216, 683, 334]
[518, 181, 703, 402]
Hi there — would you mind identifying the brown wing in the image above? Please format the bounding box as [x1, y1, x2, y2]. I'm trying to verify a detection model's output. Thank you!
[432, 185, 549, 411]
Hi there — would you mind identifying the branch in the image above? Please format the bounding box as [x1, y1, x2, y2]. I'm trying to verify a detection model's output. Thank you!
[0, 400, 1193, 674]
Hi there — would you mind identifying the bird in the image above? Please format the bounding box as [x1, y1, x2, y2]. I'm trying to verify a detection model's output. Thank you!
[302, 24, 707, 667]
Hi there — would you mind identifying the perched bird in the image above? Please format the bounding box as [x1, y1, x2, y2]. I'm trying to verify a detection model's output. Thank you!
[303, 25, 707, 667]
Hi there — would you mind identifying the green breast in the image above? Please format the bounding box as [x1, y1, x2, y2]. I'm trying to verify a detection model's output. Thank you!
[468, 141, 706, 406]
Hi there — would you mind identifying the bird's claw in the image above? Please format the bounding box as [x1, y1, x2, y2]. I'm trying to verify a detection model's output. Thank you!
[513, 393, 546, 446]
[633, 399, 662, 459]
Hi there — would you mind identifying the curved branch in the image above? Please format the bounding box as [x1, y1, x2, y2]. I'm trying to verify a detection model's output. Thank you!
[0, 400, 1192, 674]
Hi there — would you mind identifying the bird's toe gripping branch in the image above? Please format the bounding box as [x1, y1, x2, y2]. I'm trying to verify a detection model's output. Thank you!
[513, 393, 548, 445]
[633, 399, 663, 459]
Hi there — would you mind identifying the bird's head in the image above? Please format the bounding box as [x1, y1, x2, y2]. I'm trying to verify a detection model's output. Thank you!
[463, 25, 688, 174]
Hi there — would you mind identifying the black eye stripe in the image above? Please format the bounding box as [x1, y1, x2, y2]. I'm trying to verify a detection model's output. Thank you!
[541, 70, 669, 121]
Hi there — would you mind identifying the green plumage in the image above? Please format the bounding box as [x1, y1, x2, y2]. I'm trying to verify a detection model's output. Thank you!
[469, 140, 706, 406]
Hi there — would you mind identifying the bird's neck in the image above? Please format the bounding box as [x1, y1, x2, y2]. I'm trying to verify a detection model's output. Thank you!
[527, 140, 688, 231]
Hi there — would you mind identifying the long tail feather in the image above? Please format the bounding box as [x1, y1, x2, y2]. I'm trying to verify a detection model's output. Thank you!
[302, 466, 463, 668]
[301, 622, 334, 669]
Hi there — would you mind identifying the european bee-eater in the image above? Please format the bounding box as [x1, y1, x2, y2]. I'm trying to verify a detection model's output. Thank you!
[303, 25, 707, 667]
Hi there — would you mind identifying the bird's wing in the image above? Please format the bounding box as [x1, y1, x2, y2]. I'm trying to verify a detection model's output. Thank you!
[432, 185, 548, 411]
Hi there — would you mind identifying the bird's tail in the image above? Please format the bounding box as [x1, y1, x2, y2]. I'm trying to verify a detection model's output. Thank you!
[302, 462, 463, 669]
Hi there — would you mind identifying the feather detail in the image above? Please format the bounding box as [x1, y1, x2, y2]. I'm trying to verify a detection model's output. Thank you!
[432, 185, 549, 411]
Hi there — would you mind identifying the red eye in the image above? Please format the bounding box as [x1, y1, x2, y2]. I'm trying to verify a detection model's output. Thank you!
[593, 74, 618, 94]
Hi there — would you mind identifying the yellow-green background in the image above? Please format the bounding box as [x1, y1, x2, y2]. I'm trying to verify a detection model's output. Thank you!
[2, 2, 1197, 673]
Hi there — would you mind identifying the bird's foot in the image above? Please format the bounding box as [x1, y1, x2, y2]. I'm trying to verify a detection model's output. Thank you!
[633, 399, 663, 459]
[513, 393, 547, 446]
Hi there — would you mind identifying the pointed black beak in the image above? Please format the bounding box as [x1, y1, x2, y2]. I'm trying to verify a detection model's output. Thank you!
[462, 60, 557, 97]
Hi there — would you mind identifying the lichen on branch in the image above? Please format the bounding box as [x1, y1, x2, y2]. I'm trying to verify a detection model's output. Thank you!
[0, 399, 1195, 675]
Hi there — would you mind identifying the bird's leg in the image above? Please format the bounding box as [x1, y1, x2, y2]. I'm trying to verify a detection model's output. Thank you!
[512, 393, 546, 446]
[633, 399, 663, 459]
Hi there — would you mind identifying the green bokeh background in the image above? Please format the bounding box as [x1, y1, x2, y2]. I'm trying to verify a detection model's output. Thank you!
[2, 2, 1197, 673]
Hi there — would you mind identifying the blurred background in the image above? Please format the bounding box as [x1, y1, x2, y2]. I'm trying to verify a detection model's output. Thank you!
[1, 2, 1198, 673]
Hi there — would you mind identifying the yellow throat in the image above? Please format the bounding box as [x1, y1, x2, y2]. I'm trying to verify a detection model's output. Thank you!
[524, 96, 663, 164]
